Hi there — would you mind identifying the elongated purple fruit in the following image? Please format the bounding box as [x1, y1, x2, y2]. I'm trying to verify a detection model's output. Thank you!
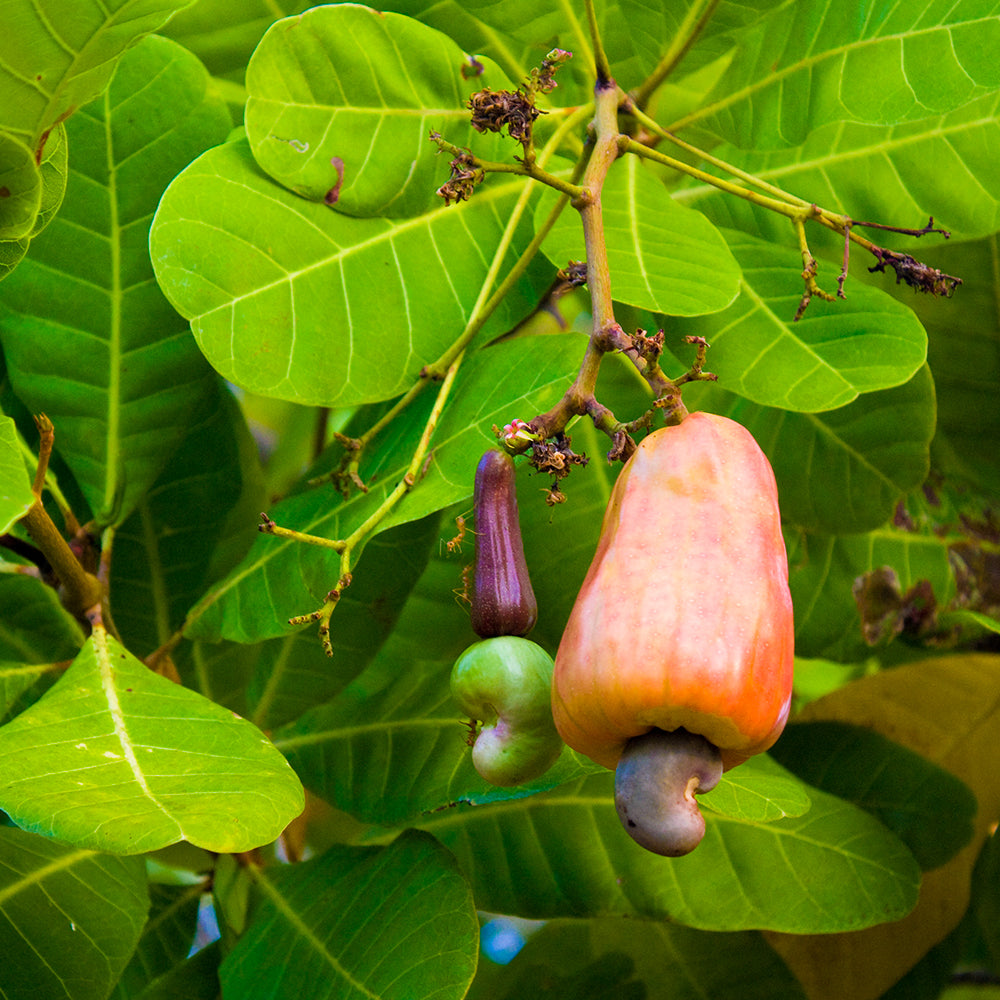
[471, 449, 537, 638]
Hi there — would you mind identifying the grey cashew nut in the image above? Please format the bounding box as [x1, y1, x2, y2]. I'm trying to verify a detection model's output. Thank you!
[614, 727, 723, 857]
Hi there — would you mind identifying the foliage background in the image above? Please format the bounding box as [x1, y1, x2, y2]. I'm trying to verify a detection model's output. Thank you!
[0, 1, 999, 999]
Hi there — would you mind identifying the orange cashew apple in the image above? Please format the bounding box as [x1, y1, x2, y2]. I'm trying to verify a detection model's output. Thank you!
[552, 410, 794, 854]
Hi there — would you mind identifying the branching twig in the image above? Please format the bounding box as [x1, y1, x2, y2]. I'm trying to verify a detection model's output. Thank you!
[285, 357, 464, 655]
[21, 415, 102, 619]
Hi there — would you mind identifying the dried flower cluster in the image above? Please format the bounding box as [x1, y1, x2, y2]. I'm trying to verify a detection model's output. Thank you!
[868, 247, 962, 297]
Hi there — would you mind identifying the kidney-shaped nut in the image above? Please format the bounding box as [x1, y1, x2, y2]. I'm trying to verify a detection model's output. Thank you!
[614, 727, 723, 856]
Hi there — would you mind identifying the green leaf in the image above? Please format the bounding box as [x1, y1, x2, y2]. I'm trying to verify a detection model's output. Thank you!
[910, 236, 1000, 493]
[973, 831, 1000, 972]
[0, 35, 232, 526]
[0, 826, 148, 1000]
[470, 939, 644, 1000]
[786, 525, 957, 662]
[0, 628, 304, 855]
[680, 91, 1000, 244]
[150, 135, 550, 408]
[246, 514, 444, 731]
[454, 0, 789, 95]
[112, 882, 204, 999]
[415, 768, 921, 933]
[219, 830, 479, 1000]
[671, 231, 928, 411]
[185, 333, 583, 644]
[0, 125, 68, 282]
[0, 575, 87, 724]
[274, 656, 600, 827]
[770, 721, 977, 870]
[478, 918, 808, 1000]
[132, 941, 221, 1000]
[0, 0, 195, 153]
[687, 368, 935, 534]
[540, 155, 741, 315]
[162, 0, 312, 80]
[0, 134, 42, 241]
[110, 379, 264, 656]
[678, 1, 1000, 148]
[701, 754, 811, 823]
[0, 414, 35, 532]
[383, 0, 543, 89]
[246, 4, 514, 216]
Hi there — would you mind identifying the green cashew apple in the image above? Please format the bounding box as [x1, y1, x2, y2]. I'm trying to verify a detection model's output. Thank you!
[451, 636, 563, 787]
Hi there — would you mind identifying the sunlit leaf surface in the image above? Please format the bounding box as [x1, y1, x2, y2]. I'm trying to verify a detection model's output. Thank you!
[246, 4, 514, 216]
[0, 629, 304, 855]
[540, 155, 741, 315]
[677, 1, 1000, 147]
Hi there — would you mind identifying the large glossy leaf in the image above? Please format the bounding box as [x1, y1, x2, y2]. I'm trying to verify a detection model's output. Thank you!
[109, 379, 264, 656]
[687, 369, 935, 535]
[767, 653, 1000, 1000]
[674, 1, 1000, 148]
[150, 136, 550, 407]
[0, 826, 148, 1000]
[246, 4, 514, 216]
[219, 830, 479, 1000]
[670, 231, 928, 412]
[0, 35, 231, 526]
[184, 332, 585, 644]
[413, 767, 920, 933]
[680, 91, 1000, 245]
[470, 918, 808, 1000]
[540, 154, 741, 315]
[0, 628, 304, 855]
[0, 0, 195, 153]
[770, 721, 976, 870]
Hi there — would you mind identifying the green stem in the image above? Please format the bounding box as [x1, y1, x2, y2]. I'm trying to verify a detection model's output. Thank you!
[21, 501, 102, 615]
[530, 79, 682, 442]
[619, 114, 896, 263]
[472, 157, 584, 199]
[306, 356, 464, 655]
[20, 416, 102, 618]
[428, 104, 594, 374]
[622, 135, 800, 216]
[630, 0, 721, 109]
[583, 0, 612, 84]
[623, 101, 811, 208]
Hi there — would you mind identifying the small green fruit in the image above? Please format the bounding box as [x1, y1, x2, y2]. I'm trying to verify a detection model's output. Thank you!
[451, 636, 562, 787]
